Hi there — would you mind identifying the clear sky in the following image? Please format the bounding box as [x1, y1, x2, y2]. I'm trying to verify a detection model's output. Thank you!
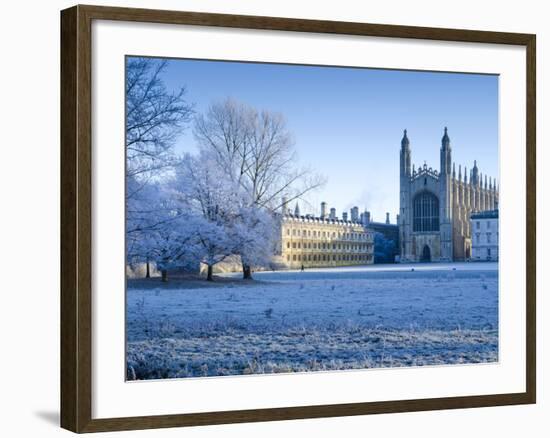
[157, 57, 499, 223]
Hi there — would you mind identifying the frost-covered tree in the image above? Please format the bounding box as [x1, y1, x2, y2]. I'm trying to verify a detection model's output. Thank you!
[126, 181, 161, 277]
[172, 152, 242, 281]
[194, 98, 325, 278]
[127, 182, 199, 281]
[127, 92, 323, 281]
[126, 57, 194, 262]
[191, 217, 236, 281]
[125, 57, 194, 280]
[230, 206, 278, 275]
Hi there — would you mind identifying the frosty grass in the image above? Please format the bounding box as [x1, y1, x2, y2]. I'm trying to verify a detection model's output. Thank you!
[126, 263, 498, 379]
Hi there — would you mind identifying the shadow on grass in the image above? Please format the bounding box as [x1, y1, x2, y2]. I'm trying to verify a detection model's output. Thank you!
[127, 273, 275, 290]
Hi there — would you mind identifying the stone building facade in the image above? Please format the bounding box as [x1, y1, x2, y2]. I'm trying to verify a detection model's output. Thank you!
[399, 128, 499, 262]
[280, 202, 374, 269]
[470, 209, 499, 261]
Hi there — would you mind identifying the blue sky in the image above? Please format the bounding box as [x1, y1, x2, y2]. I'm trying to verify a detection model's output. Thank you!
[156, 57, 498, 223]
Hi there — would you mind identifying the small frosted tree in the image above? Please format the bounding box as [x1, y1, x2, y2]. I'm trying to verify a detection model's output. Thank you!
[192, 218, 236, 281]
[230, 206, 278, 279]
[127, 182, 199, 281]
[172, 152, 241, 280]
[126, 181, 166, 277]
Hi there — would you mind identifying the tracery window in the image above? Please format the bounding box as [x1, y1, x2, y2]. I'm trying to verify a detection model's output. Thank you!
[413, 191, 440, 232]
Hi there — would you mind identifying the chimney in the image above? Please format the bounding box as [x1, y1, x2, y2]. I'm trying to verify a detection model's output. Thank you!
[386, 212, 390, 224]
[351, 206, 359, 222]
[363, 211, 371, 226]
[329, 208, 336, 220]
[342, 212, 348, 221]
[281, 197, 288, 214]
[320, 202, 327, 219]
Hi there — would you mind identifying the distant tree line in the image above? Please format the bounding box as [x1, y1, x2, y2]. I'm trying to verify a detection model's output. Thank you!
[373, 232, 397, 264]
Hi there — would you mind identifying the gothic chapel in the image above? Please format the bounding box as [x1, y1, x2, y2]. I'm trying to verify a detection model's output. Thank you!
[398, 128, 498, 262]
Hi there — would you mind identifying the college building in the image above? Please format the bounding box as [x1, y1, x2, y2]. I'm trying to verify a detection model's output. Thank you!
[399, 128, 499, 262]
[470, 209, 499, 261]
[279, 201, 375, 269]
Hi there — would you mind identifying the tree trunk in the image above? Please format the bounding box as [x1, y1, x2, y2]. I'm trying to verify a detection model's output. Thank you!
[145, 259, 151, 278]
[161, 269, 168, 282]
[206, 265, 213, 281]
[243, 264, 253, 280]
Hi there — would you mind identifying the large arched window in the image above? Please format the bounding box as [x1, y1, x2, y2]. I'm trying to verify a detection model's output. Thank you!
[413, 191, 440, 232]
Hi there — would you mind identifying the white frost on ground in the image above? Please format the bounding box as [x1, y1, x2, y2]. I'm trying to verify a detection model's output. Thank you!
[126, 263, 498, 379]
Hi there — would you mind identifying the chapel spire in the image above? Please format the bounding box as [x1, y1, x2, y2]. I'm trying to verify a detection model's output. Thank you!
[401, 129, 410, 148]
[441, 126, 450, 148]
[440, 126, 452, 175]
[400, 129, 411, 177]
[472, 160, 479, 185]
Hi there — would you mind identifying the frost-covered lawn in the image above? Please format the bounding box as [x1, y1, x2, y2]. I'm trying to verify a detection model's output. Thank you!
[126, 263, 498, 380]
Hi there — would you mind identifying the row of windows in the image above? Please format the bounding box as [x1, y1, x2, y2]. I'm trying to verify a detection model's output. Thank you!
[475, 232, 498, 244]
[473, 247, 498, 260]
[287, 241, 371, 251]
[287, 253, 372, 262]
[475, 220, 494, 230]
[286, 228, 369, 240]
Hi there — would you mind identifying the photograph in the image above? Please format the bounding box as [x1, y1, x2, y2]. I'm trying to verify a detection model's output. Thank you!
[124, 56, 500, 381]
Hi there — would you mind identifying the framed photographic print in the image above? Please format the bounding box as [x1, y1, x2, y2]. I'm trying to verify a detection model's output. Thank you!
[60, 4, 536, 433]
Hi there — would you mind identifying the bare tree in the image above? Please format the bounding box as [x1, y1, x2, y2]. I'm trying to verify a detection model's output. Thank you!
[126, 57, 194, 183]
[194, 99, 325, 211]
[194, 98, 325, 278]
[125, 58, 194, 268]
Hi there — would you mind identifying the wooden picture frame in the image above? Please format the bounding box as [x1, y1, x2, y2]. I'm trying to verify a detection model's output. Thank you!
[61, 4, 536, 433]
